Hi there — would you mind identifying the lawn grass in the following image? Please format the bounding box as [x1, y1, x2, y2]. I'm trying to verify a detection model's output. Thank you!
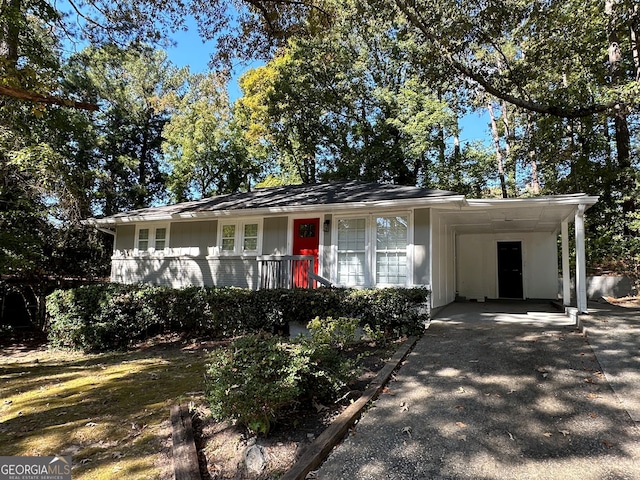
[0, 338, 216, 480]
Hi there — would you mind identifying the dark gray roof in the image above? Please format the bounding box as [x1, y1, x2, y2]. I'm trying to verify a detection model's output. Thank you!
[98, 181, 460, 220]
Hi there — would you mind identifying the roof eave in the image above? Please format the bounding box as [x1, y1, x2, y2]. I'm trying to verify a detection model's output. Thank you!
[88, 195, 467, 226]
[463, 194, 599, 209]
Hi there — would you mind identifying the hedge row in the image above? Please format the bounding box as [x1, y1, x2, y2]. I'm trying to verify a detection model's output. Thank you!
[46, 284, 430, 352]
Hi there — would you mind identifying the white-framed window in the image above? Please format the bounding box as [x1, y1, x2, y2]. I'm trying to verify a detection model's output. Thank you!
[221, 224, 237, 252]
[217, 219, 262, 255]
[243, 223, 259, 251]
[337, 218, 367, 286]
[138, 228, 150, 251]
[334, 213, 410, 286]
[136, 224, 169, 254]
[155, 227, 167, 250]
[375, 216, 408, 285]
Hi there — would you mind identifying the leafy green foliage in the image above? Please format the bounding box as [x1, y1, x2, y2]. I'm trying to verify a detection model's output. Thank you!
[306, 316, 385, 347]
[46, 285, 430, 351]
[69, 45, 180, 214]
[235, 20, 479, 187]
[162, 71, 261, 200]
[307, 316, 360, 348]
[204, 333, 354, 435]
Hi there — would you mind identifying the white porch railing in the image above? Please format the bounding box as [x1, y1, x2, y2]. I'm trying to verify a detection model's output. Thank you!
[257, 255, 332, 289]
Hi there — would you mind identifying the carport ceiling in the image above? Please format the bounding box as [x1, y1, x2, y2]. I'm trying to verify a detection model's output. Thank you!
[436, 194, 598, 234]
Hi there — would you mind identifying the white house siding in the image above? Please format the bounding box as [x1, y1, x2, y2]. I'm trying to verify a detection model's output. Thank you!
[456, 232, 558, 300]
[430, 209, 456, 308]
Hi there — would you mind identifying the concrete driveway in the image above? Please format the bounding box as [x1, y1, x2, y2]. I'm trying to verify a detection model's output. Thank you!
[317, 301, 640, 480]
[580, 302, 640, 423]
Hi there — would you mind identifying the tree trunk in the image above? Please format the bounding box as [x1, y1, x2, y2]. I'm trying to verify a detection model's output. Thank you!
[452, 112, 462, 190]
[453, 116, 461, 160]
[607, 0, 634, 234]
[487, 101, 508, 198]
[0, 283, 6, 324]
[501, 100, 516, 196]
[569, 120, 579, 193]
[138, 118, 150, 208]
[630, 5, 640, 81]
[437, 123, 446, 186]
[1, 0, 21, 66]
[525, 112, 540, 194]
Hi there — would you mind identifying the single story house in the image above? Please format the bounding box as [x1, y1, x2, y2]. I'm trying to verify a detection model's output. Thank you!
[88, 181, 598, 312]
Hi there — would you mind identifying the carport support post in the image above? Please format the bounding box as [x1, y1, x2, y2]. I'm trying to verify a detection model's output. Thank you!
[561, 220, 571, 306]
[574, 205, 587, 313]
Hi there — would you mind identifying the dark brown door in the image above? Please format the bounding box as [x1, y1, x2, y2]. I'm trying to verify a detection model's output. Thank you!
[497, 241, 523, 298]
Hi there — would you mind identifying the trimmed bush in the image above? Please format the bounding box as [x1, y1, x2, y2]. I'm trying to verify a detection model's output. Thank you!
[46, 284, 429, 351]
[204, 333, 353, 435]
[307, 316, 360, 348]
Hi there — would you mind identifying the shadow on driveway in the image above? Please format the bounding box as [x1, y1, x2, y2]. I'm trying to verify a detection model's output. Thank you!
[318, 301, 640, 480]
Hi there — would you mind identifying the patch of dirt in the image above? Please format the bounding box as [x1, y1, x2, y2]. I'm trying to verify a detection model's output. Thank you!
[603, 296, 640, 308]
[192, 340, 401, 480]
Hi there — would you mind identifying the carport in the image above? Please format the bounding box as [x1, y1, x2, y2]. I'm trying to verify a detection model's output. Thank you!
[430, 194, 598, 313]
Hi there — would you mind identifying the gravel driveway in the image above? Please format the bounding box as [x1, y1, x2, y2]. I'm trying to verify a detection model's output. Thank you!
[317, 302, 640, 480]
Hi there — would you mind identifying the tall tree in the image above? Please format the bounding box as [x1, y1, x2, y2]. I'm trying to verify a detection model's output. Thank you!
[162, 71, 261, 200]
[235, 7, 480, 188]
[70, 45, 179, 214]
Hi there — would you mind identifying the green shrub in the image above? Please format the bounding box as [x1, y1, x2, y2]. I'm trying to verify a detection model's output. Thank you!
[307, 316, 360, 348]
[345, 287, 428, 335]
[47, 284, 124, 350]
[46, 284, 429, 352]
[204, 333, 352, 435]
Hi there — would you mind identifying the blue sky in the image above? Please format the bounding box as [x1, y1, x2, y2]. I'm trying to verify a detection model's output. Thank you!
[165, 18, 249, 101]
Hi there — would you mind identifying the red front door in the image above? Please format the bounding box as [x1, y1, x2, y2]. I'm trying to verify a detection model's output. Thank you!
[292, 218, 320, 287]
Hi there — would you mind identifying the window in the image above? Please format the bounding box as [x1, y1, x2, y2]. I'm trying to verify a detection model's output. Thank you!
[298, 222, 316, 238]
[376, 216, 408, 285]
[136, 225, 169, 253]
[155, 228, 167, 250]
[334, 214, 410, 286]
[221, 224, 236, 251]
[138, 228, 149, 251]
[337, 218, 366, 285]
[218, 220, 261, 255]
[243, 223, 258, 251]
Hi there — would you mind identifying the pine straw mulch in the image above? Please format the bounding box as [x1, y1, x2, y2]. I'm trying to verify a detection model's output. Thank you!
[603, 296, 640, 308]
